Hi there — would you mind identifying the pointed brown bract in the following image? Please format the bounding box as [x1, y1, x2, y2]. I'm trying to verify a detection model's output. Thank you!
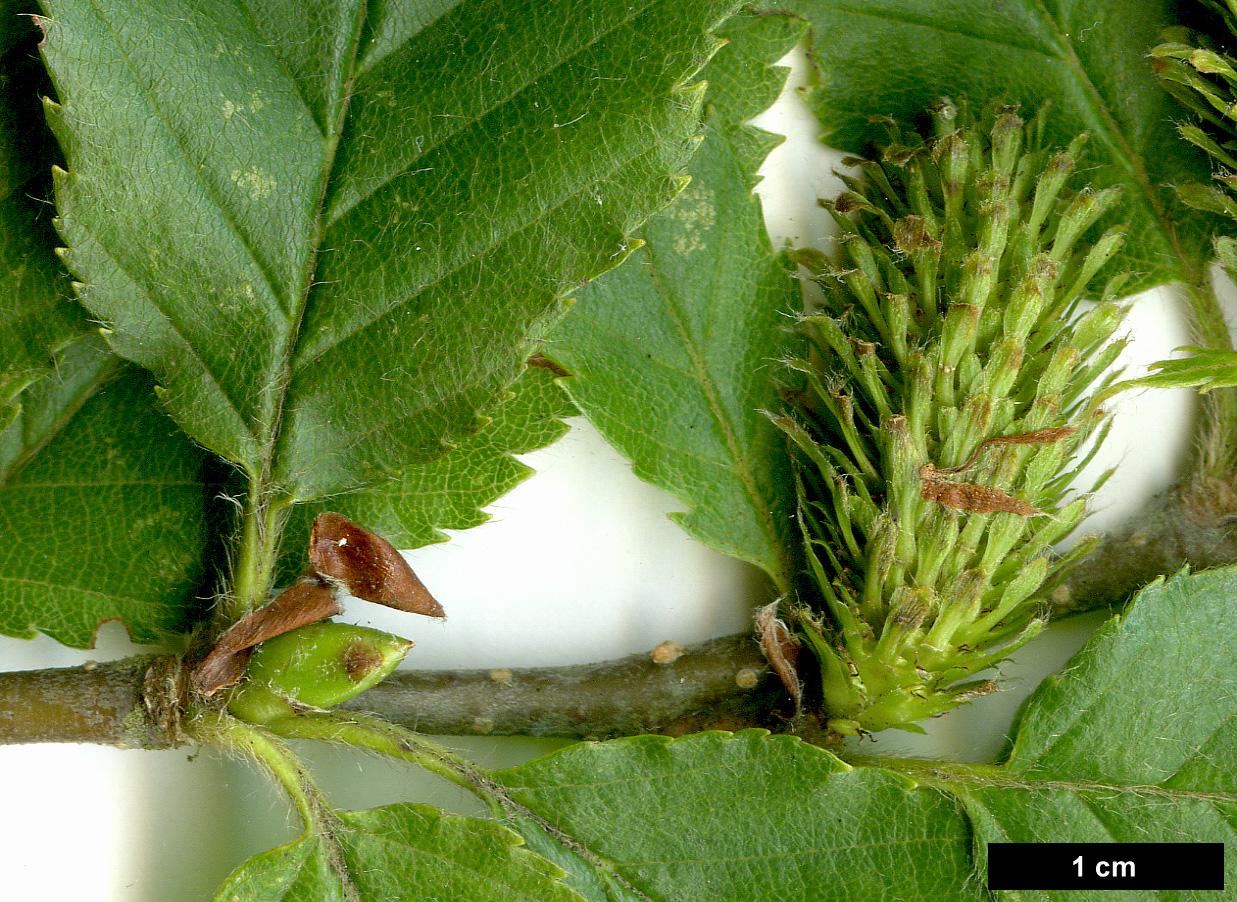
[191, 575, 341, 695]
[193, 513, 441, 694]
[309, 512, 445, 618]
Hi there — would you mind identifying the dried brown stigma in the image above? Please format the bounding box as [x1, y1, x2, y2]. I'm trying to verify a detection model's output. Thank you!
[935, 426, 1077, 475]
[919, 475, 1041, 516]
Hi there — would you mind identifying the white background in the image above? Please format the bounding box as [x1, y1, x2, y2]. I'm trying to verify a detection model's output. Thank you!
[0, 45, 1215, 900]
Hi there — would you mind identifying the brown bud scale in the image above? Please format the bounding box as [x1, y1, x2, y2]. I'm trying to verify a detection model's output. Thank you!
[754, 602, 803, 709]
[936, 426, 1078, 475]
[192, 576, 341, 695]
[310, 512, 444, 618]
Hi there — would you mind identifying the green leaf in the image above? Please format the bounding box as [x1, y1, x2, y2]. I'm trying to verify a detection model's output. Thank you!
[38, 0, 737, 505]
[545, 12, 806, 591]
[497, 730, 984, 902]
[785, 0, 1222, 292]
[490, 810, 649, 902]
[1000, 567, 1237, 785]
[274, 362, 575, 585]
[493, 567, 1237, 900]
[0, 364, 210, 646]
[1, 8, 89, 409]
[964, 567, 1237, 896]
[215, 803, 585, 902]
[0, 331, 117, 481]
[1096, 345, 1237, 405]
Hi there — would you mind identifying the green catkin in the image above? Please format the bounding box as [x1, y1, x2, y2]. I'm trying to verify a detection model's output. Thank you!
[776, 101, 1128, 736]
[1153, 3, 1237, 271]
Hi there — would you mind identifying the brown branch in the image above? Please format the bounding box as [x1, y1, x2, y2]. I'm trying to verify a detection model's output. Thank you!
[0, 656, 183, 748]
[17, 487, 1237, 749]
[0, 635, 788, 747]
[338, 633, 785, 739]
[1049, 480, 1237, 616]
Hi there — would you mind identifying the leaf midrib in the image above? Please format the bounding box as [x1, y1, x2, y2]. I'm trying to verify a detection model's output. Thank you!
[650, 254, 784, 502]
[261, 6, 368, 495]
[863, 756, 1237, 805]
[296, 6, 691, 376]
[814, 1, 1054, 56]
[641, 133, 792, 587]
[326, 0, 667, 227]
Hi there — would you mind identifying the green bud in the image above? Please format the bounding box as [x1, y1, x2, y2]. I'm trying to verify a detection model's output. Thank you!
[977, 194, 1013, 262]
[886, 293, 911, 363]
[910, 512, 960, 588]
[1050, 187, 1122, 262]
[904, 352, 934, 439]
[989, 110, 1023, 177]
[861, 514, 900, 617]
[957, 351, 984, 396]
[854, 340, 894, 421]
[1062, 226, 1125, 301]
[985, 339, 1024, 398]
[787, 246, 829, 273]
[1037, 343, 1080, 401]
[922, 569, 987, 654]
[959, 250, 997, 310]
[946, 393, 993, 466]
[227, 622, 411, 725]
[1071, 301, 1124, 355]
[1024, 147, 1077, 237]
[1190, 48, 1233, 75]
[964, 557, 1050, 643]
[1218, 236, 1237, 273]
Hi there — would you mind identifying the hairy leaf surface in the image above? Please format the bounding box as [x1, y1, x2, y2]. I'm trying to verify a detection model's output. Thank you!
[215, 803, 584, 902]
[963, 567, 1237, 897]
[38, 0, 736, 504]
[546, 12, 805, 591]
[494, 567, 1237, 900]
[786, 0, 1222, 292]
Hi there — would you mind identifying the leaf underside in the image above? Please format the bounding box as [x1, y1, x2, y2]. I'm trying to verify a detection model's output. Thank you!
[546, 11, 806, 592]
[0, 364, 211, 646]
[495, 566, 1237, 901]
[215, 803, 585, 902]
[784, 0, 1222, 292]
[39, 0, 738, 505]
